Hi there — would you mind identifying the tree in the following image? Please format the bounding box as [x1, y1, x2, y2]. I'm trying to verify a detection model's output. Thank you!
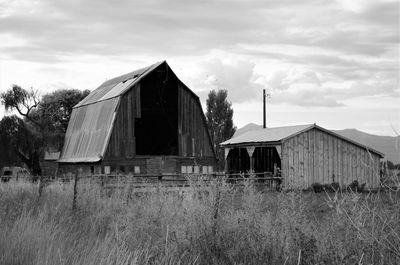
[0, 115, 43, 175]
[205, 89, 236, 170]
[0, 85, 90, 174]
[29, 89, 90, 150]
[1, 85, 41, 128]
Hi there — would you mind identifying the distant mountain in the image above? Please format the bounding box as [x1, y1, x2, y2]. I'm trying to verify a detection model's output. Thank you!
[233, 123, 263, 137]
[333, 129, 400, 164]
[234, 123, 400, 164]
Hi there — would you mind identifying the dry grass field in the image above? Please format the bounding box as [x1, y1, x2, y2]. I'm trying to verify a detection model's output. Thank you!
[0, 177, 399, 265]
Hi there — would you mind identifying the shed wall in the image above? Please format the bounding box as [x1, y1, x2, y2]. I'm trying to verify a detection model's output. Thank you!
[281, 128, 381, 189]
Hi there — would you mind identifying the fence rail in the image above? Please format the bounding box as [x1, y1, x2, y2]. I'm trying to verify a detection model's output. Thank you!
[36, 171, 283, 210]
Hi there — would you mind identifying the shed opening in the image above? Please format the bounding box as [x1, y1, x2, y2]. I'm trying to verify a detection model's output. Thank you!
[226, 146, 281, 174]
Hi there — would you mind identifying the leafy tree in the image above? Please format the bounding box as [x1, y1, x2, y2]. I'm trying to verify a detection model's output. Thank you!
[0, 85, 90, 174]
[206, 89, 236, 170]
[0, 115, 43, 175]
[29, 89, 90, 150]
[1, 85, 41, 128]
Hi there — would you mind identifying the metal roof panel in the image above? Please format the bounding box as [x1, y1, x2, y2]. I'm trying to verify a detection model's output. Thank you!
[221, 124, 313, 145]
[58, 98, 119, 163]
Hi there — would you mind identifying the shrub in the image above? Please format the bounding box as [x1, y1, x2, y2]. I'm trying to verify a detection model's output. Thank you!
[311, 182, 323, 193]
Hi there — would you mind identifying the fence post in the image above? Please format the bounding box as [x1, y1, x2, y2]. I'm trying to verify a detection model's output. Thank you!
[72, 169, 80, 210]
[38, 175, 44, 197]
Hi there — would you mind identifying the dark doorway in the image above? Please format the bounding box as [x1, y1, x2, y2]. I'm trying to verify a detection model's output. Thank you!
[253, 147, 281, 173]
[226, 148, 250, 173]
[135, 66, 179, 155]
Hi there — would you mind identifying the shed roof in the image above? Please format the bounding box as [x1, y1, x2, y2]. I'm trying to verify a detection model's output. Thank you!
[221, 124, 313, 145]
[221, 124, 384, 157]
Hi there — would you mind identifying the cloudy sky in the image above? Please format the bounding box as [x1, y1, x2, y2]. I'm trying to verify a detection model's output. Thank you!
[0, 0, 399, 136]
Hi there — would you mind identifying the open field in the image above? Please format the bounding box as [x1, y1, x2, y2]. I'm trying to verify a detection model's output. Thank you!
[0, 179, 399, 265]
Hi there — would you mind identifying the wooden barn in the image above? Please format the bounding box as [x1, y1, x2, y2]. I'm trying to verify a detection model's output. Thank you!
[58, 61, 217, 176]
[220, 124, 384, 189]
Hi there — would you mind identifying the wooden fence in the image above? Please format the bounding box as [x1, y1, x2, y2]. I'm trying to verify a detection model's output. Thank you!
[38, 172, 283, 209]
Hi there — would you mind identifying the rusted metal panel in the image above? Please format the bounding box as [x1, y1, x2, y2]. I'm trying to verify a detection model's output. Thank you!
[59, 98, 119, 163]
[75, 62, 163, 108]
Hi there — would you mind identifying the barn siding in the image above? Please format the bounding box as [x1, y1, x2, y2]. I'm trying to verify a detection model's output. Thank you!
[282, 128, 381, 189]
[104, 84, 140, 159]
[178, 84, 214, 158]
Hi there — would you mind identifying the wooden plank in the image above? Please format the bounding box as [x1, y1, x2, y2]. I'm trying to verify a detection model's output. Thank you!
[309, 129, 315, 185]
[334, 137, 339, 183]
[318, 131, 324, 184]
[288, 138, 294, 185]
[328, 134, 333, 183]
[294, 136, 299, 187]
[343, 141, 348, 185]
[360, 148, 365, 186]
[366, 150, 371, 187]
[299, 134, 304, 184]
[374, 155, 380, 188]
[282, 142, 288, 185]
[353, 146, 357, 182]
[322, 132, 328, 184]
[304, 131, 309, 187]
[356, 147, 361, 184]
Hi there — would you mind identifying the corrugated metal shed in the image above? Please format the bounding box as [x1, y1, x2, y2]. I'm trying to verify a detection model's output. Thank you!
[58, 98, 119, 163]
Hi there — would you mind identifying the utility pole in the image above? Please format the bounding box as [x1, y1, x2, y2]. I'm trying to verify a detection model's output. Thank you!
[263, 89, 271, 129]
[263, 89, 266, 128]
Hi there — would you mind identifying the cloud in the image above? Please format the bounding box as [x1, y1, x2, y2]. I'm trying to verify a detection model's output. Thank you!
[0, 0, 397, 62]
[0, 0, 398, 115]
[189, 58, 263, 103]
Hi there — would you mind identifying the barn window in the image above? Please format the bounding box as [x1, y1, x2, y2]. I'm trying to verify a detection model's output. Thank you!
[134, 166, 140, 174]
[104, 166, 111, 174]
[208, 166, 213, 173]
[181, 166, 187, 174]
[90, 166, 94, 174]
[193, 166, 199, 174]
[186, 166, 193, 174]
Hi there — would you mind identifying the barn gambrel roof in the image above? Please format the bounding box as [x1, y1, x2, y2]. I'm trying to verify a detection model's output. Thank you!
[59, 61, 211, 163]
[221, 124, 384, 157]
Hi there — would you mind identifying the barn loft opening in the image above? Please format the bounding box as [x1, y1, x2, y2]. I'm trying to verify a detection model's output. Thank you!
[135, 67, 179, 155]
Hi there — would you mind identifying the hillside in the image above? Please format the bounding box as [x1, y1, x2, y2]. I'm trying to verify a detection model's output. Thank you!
[333, 129, 399, 164]
[233, 123, 400, 164]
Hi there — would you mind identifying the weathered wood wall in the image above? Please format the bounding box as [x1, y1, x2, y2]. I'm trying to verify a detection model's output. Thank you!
[103, 64, 217, 174]
[178, 84, 215, 158]
[104, 84, 140, 159]
[281, 128, 381, 188]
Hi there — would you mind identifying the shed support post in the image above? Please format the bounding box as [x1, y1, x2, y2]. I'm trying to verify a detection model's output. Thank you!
[246, 147, 255, 172]
[224, 148, 230, 173]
